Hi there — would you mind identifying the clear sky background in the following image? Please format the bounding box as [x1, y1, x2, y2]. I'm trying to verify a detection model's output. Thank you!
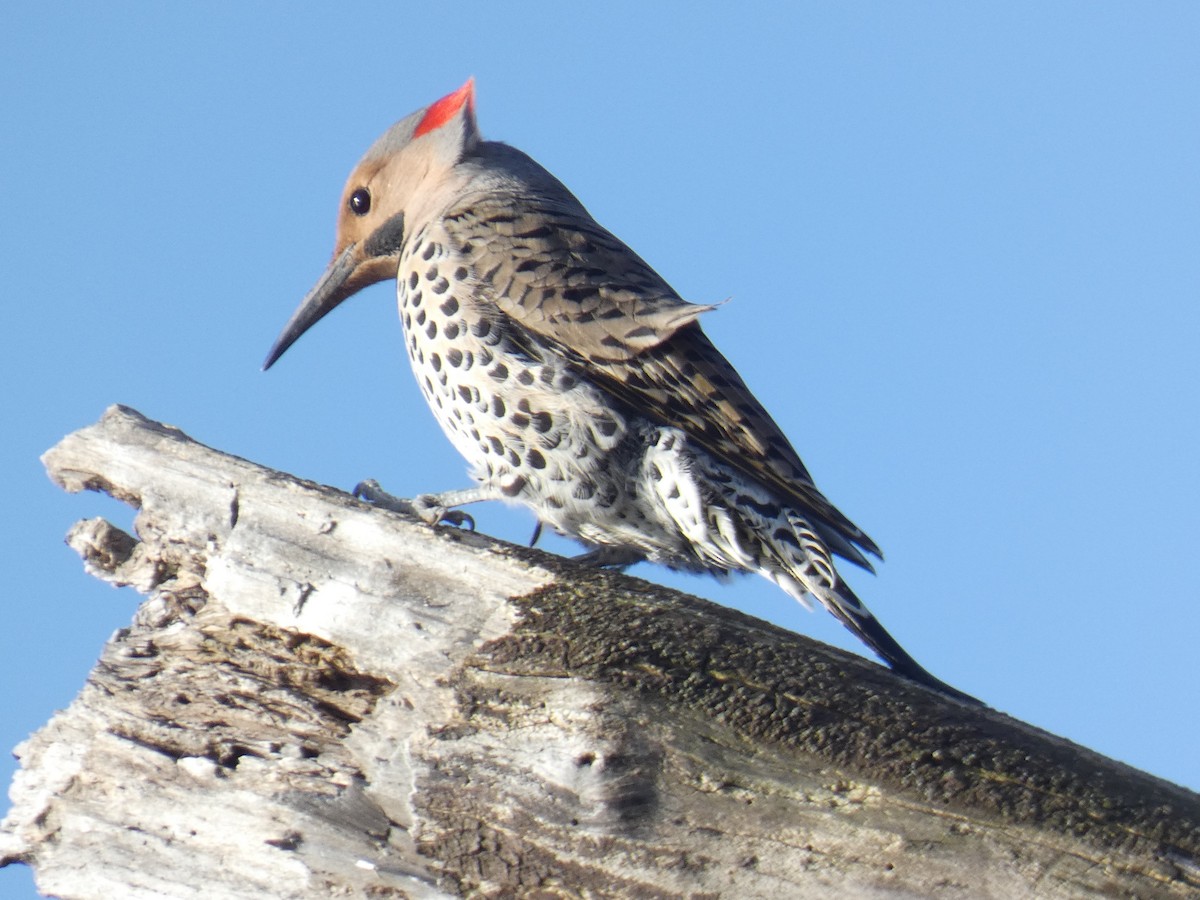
[3, 5, 1198, 895]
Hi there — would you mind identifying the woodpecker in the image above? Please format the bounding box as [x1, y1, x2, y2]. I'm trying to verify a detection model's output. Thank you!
[264, 80, 977, 704]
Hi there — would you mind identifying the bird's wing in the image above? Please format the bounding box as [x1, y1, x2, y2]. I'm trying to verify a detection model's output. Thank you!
[444, 193, 881, 566]
[444, 194, 713, 361]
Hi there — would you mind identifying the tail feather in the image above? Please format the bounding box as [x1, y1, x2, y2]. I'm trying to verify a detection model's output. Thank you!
[659, 434, 981, 705]
[824, 580, 981, 705]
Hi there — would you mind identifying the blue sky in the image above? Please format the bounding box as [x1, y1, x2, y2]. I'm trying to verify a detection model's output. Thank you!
[3, 5, 1198, 894]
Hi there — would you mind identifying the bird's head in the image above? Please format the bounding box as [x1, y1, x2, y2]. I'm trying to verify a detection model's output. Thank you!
[263, 79, 480, 369]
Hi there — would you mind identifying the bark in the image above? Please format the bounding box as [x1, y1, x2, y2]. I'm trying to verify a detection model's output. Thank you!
[2, 405, 1198, 899]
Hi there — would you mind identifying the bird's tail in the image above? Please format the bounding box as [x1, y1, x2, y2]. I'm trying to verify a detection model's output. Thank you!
[820, 579, 982, 705]
[665, 443, 982, 705]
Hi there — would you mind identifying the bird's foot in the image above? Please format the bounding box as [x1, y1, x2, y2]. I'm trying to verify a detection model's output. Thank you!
[573, 546, 645, 570]
[353, 480, 476, 530]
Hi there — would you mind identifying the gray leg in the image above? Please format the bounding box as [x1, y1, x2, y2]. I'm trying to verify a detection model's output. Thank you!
[353, 480, 490, 530]
[572, 546, 646, 569]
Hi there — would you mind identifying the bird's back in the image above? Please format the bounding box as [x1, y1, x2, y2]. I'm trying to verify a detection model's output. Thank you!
[428, 141, 880, 569]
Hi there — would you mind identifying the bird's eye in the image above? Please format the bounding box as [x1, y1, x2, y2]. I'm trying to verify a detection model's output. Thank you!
[349, 188, 371, 216]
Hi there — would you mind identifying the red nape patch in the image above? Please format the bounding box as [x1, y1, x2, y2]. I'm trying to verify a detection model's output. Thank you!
[414, 78, 476, 138]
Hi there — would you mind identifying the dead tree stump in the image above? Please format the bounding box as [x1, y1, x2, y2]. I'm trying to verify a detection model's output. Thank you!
[2, 405, 1198, 898]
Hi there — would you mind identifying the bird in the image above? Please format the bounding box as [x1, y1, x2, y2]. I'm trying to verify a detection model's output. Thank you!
[264, 79, 977, 704]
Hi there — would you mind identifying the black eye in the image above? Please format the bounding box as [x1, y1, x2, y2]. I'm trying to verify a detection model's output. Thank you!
[349, 188, 371, 216]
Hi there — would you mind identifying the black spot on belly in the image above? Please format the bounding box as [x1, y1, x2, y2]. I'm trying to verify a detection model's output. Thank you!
[594, 416, 618, 437]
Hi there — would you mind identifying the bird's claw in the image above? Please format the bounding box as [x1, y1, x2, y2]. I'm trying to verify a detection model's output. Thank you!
[353, 481, 475, 530]
[353, 479, 404, 510]
[422, 501, 474, 531]
[572, 546, 644, 570]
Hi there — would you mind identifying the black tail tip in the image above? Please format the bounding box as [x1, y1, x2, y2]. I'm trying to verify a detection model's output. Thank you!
[894, 664, 984, 707]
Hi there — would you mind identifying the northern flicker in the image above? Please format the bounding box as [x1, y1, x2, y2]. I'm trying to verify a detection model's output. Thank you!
[264, 80, 977, 704]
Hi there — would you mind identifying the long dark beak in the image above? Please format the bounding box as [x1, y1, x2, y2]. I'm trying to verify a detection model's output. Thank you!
[262, 244, 362, 370]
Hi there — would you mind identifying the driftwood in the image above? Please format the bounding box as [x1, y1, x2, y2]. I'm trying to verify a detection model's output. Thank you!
[2, 405, 1198, 899]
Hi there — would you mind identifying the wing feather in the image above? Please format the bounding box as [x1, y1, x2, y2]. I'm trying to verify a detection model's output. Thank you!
[444, 191, 881, 566]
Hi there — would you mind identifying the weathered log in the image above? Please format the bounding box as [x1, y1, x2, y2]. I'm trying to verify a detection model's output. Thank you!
[2, 405, 1197, 898]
